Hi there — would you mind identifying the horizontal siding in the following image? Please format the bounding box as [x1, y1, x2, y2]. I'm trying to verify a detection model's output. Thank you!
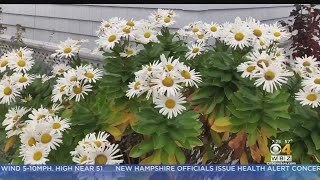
[0, 4, 295, 49]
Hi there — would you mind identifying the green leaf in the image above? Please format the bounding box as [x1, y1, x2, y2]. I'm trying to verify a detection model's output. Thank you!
[311, 132, 320, 150]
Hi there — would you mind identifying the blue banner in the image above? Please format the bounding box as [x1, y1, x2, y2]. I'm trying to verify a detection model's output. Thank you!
[0, 165, 319, 180]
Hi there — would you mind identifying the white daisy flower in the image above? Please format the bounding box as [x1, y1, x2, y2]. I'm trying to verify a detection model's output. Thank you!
[12, 72, 35, 89]
[204, 22, 221, 38]
[253, 63, 293, 93]
[47, 116, 71, 134]
[80, 64, 104, 83]
[225, 26, 253, 50]
[71, 145, 91, 164]
[159, 54, 181, 72]
[90, 131, 111, 148]
[68, 82, 93, 102]
[154, 93, 186, 119]
[51, 83, 68, 103]
[2, 106, 29, 131]
[51, 38, 84, 59]
[186, 42, 206, 60]
[87, 143, 123, 165]
[20, 127, 38, 148]
[268, 22, 290, 42]
[126, 77, 148, 99]
[21, 94, 33, 103]
[14, 47, 34, 58]
[119, 45, 140, 58]
[151, 72, 183, 96]
[96, 29, 121, 51]
[27, 106, 51, 121]
[178, 65, 202, 87]
[0, 81, 20, 105]
[22, 144, 50, 164]
[35, 123, 63, 150]
[237, 62, 258, 80]
[295, 88, 320, 108]
[295, 55, 318, 69]
[301, 74, 320, 92]
[135, 27, 158, 44]
[52, 63, 71, 76]
[0, 55, 10, 72]
[8, 55, 34, 73]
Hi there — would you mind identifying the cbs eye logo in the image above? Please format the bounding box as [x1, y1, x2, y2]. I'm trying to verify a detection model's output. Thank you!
[270, 144, 291, 155]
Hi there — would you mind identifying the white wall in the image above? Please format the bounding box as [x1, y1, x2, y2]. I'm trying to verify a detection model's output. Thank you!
[0, 4, 295, 49]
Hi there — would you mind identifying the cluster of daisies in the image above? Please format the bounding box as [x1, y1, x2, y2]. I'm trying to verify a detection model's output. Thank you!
[2, 104, 70, 164]
[293, 55, 320, 108]
[51, 64, 103, 103]
[70, 131, 123, 165]
[0, 47, 37, 105]
[95, 9, 177, 56]
[178, 17, 290, 60]
[237, 48, 293, 93]
[126, 54, 202, 119]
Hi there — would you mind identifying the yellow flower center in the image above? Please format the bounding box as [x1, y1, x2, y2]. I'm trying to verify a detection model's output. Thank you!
[13, 115, 20, 121]
[276, 52, 281, 57]
[259, 40, 265, 46]
[144, 32, 151, 38]
[246, 65, 256, 72]
[41, 133, 52, 144]
[52, 122, 61, 129]
[122, 27, 131, 33]
[198, 34, 204, 39]
[28, 137, 36, 147]
[181, 70, 191, 79]
[147, 66, 152, 71]
[17, 59, 26, 67]
[162, 77, 174, 87]
[19, 77, 28, 83]
[234, 32, 244, 41]
[33, 151, 43, 161]
[303, 61, 311, 67]
[166, 64, 174, 71]
[80, 156, 87, 163]
[264, 71, 275, 80]
[85, 72, 95, 78]
[274, 32, 281, 37]
[95, 154, 108, 165]
[165, 99, 176, 109]
[314, 78, 320, 84]
[58, 69, 65, 73]
[3, 87, 12, 95]
[192, 27, 199, 33]
[306, 93, 317, 101]
[192, 47, 199, 53]
[134, 81, 140, 90]
[63, 47, 72, 54]
[164, 17, 171, 23]
[257, 59, 269, 68]
[104, 23, 110, 28]
[94, 141, 102, 147]
[126, 49, 134, 55]
[37, 114, 46, 120]
[73, 86, 83, 94]
[60, 85, 66, 92]
[253, 29, 262, 37]
[306, 67, 313, 73]
[126, 21, 135, 27]
[70, 76, 77, 81]
[0, 60, 8, 67]
[17, 51, 23, 57]
[210, 26, 217, 32]
[108, 35, 116, 42]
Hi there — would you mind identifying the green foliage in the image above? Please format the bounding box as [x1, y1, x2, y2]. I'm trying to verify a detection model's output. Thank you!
[130, 107, 202, 163]
[227, 87, 291, 145]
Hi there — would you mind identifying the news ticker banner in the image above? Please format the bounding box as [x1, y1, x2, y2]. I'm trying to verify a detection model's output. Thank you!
[0, 165, 319, 180]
